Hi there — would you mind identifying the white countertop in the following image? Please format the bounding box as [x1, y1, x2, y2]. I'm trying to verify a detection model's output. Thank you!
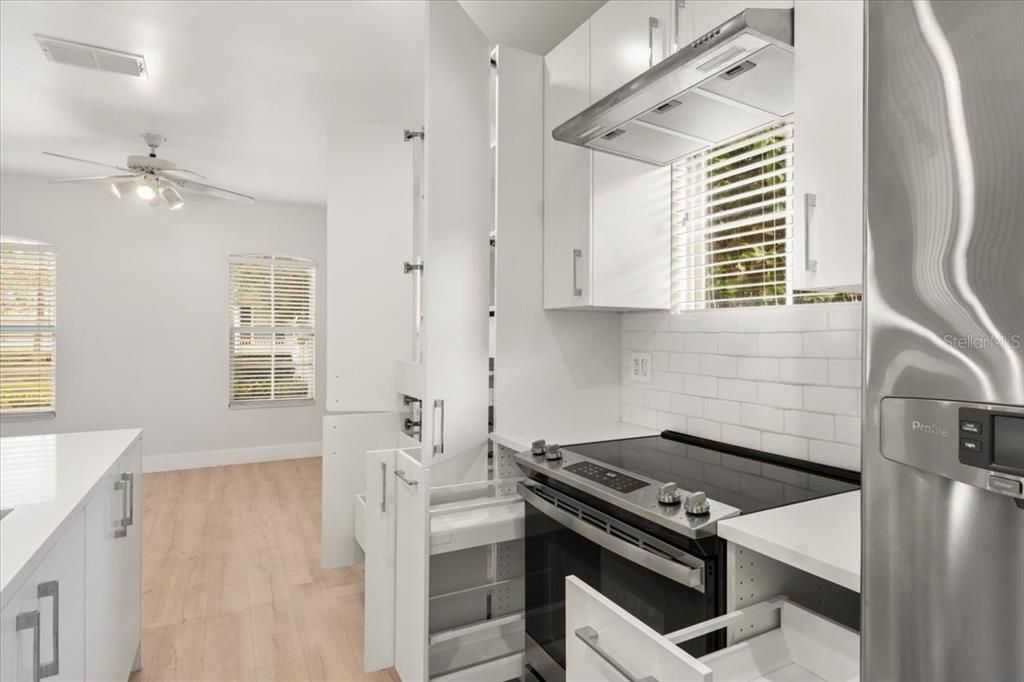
[0, 429, 141, 606]
[491, 422, 659, 453]
[717, 490, 861, 593]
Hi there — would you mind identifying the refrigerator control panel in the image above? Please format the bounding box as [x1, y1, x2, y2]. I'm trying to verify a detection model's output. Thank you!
[880, 397, 1024, 499]
[958, 407, 1024, 477]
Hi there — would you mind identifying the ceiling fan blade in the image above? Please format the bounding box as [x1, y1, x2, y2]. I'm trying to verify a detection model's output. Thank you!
[50, 174, 140, 185]
[172, 177, 255, 204]
[43, 151, 131, 173]
[159, 168, 207, 181]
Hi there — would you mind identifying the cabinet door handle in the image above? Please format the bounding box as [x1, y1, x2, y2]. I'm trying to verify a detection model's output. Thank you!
[37, 581, 59, 679]
[380, 461, 388, 512]
[122, 472, 135, 527]
[572, 248, 583, 297]
[432, 398, 445, 456]
[649, 17, 661, 68]
[804, 193, 819, 273]
[15, 610, 41, 682]
[394, 469, 419, 488]
[575, 626, 659, 682]
[114, 477, 128, 539]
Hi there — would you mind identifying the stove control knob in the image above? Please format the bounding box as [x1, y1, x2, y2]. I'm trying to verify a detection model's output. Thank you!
[545, 444, 563, 461]
[531, 440, 547, 457]
[684, 491, 711, 516]
[657, 482, 683, 505]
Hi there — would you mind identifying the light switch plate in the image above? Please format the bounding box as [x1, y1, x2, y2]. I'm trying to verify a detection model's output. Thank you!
[630, 352, 652, 383]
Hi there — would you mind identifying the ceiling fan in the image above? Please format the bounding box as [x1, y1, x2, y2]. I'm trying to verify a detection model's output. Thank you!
[43, 132, 255, 209]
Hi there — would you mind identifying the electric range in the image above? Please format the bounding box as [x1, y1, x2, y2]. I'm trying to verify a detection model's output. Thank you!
[515, 430, 860, 682]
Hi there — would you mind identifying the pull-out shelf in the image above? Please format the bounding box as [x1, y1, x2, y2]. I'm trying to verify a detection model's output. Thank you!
[567, 576, 859, 682]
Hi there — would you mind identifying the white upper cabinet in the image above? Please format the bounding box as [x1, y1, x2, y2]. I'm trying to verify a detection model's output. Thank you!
[544, 0, 672, 311]
[792, 0, 864, 291]
[590, 0, 672, 101]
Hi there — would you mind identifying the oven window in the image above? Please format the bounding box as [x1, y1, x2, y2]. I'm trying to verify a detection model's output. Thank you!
[524, 497, 719, 675]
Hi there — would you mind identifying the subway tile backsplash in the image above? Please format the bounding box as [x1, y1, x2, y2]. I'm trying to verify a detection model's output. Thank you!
[622, 302, 863, 471]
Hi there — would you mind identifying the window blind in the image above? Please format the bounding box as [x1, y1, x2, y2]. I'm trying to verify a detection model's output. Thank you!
[229, 255, 315, 406]
[671, 120, 796, 311]
[0, 238, 57, 416]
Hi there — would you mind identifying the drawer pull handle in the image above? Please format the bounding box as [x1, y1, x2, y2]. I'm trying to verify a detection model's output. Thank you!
[575, 626, 659, 682]
[394, 469, 419, 487]
[37, 581, 59, 679]
[15, 610, 41, 682]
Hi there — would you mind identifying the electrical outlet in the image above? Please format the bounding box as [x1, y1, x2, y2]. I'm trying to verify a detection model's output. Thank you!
[630, 352, 652, 383]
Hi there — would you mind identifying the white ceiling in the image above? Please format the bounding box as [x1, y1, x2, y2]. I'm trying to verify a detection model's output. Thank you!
[458, 0, 604, 56]
[0, 1, 598, 207]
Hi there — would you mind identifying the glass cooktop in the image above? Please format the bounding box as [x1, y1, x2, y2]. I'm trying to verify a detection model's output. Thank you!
[565, 434, 859, 515]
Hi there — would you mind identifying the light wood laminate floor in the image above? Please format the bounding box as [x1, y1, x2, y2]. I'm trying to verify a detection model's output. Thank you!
[131, 458, 396, 682]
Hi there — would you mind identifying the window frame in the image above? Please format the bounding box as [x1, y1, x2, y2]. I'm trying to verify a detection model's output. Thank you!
[0, 237, 57, 420]
[227, 254, 316, 409]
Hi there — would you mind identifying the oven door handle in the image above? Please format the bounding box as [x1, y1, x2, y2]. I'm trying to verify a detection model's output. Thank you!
[519, 482, 705, 592]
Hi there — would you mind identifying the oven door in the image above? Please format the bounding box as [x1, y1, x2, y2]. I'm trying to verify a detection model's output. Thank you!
[520, 480, 721, 682]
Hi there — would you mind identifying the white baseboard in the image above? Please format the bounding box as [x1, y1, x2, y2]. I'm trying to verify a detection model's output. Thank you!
[142, 441, 321, 473]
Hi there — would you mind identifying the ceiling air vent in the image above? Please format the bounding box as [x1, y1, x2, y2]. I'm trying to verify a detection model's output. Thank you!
[35, 34, 147, 79]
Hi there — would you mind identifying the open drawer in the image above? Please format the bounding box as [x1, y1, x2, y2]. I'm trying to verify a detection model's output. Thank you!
[566, 576, 859, 682]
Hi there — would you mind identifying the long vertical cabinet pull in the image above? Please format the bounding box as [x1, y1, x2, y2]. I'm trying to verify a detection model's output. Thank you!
[432, 398, 445, 456]
[648, 17, 660, 68]
[380, 461, 388, 512]
[122, 472, 135, 527]
[572, 248, 583, 297]
[804, 193, 819, 273]
[114, 477, 128, 539]
[15, 610, 41, 682]
[37, 581, 59, 679]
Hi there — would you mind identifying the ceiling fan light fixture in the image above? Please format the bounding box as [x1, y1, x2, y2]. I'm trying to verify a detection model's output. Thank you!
[159, 185, 185, 210]
[136, 177, 157, 201]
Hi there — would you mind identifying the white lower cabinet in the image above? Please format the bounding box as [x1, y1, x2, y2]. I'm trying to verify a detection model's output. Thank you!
[0, 513, 86, 682]
[566, 576, 859, 682]
[363, 446, 526, 681]
[0, 442, 141, 682]
[84, 441, 141, 682]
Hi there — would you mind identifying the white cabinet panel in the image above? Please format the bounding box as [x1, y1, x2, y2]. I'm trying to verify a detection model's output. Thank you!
[326, 124, 414, 412]
[363, 448, 399, 672]
[592, 155, 671, 309]
[420, 0, 491, 473]
[792, 0, 864, 291]
[565, 576, 708, 682]
[590, 0, 672, 100]
[543, 21, 592, 310]
[321, 412, 400, 568]
[1, 514, 85, 682]
[393, 449, 431, 682]
[83, 442, 140, 682]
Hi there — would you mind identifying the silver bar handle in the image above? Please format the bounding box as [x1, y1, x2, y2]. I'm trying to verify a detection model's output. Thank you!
[380, 461, 388, 512]
[394, 469, 419, 487]
[114, 477, 128, 539]
[575, 627, 659, 682]
[804, 193, 818, 272]
[122, 472, 135, 527]
[15, 610, 41, 682]
[432, 398, 445, 456]
[648, 17, 660, 68]
[572, 248, 583, 297]
[37, 581, 58, 679]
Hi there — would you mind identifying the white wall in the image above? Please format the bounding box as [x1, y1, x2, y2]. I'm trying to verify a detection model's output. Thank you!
[0, 174, 326, 469]
[621, 303, 862, 471]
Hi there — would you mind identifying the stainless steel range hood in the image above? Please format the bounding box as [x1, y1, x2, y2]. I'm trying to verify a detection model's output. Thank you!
[552, 8, 794, 166]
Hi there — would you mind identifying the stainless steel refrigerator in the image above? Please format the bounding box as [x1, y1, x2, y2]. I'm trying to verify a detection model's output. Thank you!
[864, 1, 1024, 679]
